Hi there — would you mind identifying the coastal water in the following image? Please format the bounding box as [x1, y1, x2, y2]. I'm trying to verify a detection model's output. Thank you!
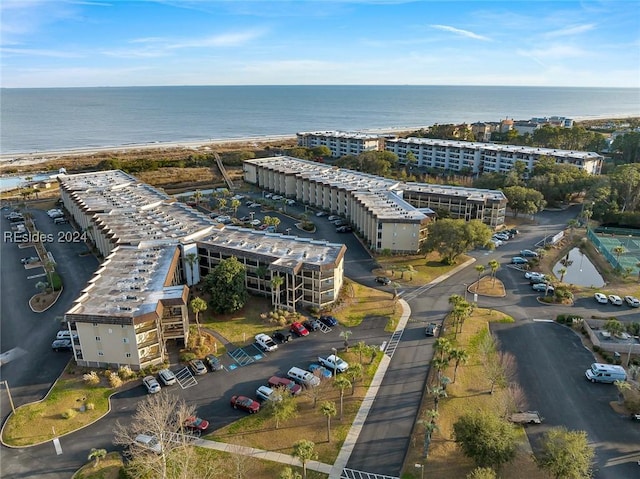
[1, 85, 639, 155]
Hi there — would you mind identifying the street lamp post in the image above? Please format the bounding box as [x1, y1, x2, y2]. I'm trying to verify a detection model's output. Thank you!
[414, 463, 424, 479]
[463, 283, 468, 302]
[0, 380, 16, 414]
[331, 347, 338, 377]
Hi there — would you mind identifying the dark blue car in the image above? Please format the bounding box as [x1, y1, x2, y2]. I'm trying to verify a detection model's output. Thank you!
[319, 315, 338, 327]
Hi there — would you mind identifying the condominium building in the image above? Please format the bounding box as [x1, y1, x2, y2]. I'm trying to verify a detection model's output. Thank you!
[385, 138, 603, 175]
[297, 131, 381, 158]
[58, 170, 345, 370]
[243, 156, 507, 252]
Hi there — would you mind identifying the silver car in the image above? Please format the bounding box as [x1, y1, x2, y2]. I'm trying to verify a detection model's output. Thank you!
[158, 368, 177, 386]
[143, 375, 161, 394]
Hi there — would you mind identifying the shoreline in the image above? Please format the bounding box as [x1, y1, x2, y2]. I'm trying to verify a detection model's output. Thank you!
[1, 115, 636, 170]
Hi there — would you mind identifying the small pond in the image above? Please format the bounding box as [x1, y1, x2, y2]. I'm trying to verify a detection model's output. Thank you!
[553, 247, 605, 288]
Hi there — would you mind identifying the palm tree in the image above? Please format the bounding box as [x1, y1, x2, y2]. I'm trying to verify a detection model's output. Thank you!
[419, 409, 439, 458]
[474, 265, 485, 292]
[433, 337, 451, 361]
[406, 264, 415, 281]
[339, 330, 353, 351]
[488, 259, 500, 286]
[292, 440, 316, 479]
[193, 189, 202, 206]
[353, 341, 367, 364]
[44, 260, 57, 291]
[448, 348, 469, 383]
[271, 274, 284, 310]
[320, 401, 337, 443]
[217, 198, 227, 212]
[431, 357, 450, 384]
[345, 362, 363, 395]
[567, 218, 580, 239]
[230, 198, 241, 217]
[612, 245, 625, 266]
[428, 385, 447, 412]
[558, 267, 567, 283]
[333, 375, 351, 421]
[87, 448, 107, 468]
[189, 297, 207, 337]
[185, 252, 198, 285]
[255, 265, 268, 293]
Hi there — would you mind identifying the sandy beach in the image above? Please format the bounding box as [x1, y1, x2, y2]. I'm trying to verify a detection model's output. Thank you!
[0, 135, 299, 169]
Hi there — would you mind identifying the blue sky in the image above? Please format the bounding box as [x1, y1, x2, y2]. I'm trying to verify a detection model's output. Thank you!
[1, 0, 639, 88]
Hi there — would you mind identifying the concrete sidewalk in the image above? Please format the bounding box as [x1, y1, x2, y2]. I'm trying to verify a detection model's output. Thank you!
[194, 438, 333, 474]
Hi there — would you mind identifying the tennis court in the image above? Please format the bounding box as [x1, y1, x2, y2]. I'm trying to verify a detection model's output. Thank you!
[588, 227, 640, 275]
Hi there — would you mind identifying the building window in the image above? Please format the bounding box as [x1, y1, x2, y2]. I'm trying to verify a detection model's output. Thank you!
[97, 351, 104, 356]
[125, 353, 132, 358]
[96, 336, 101, 341]
[123, 338, 129, 344]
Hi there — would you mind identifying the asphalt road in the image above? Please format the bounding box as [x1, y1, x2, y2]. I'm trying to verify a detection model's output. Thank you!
[3, 203, 640, 478]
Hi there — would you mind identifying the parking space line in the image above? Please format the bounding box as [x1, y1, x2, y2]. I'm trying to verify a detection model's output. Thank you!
[175, 366, 197, 389]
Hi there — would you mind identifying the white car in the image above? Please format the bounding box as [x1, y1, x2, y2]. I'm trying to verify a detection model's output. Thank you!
[489, 238, 503, 247]
[531, 283, 554, 293]
[249, 219, 261, 226]
[134, 434, 162, 454]
[256, 385, 276, 401]
[625, 295, 640, 308]
[608, 294, 623, 306]
[315, 211, 327, 217]
[255, 333, 278, 352]
[143, 375, 161, 394]
[594, 293, 608, 304]
[158, 368, 177, 386]
[56, 330, 79, 341]
[525, 271, 545, 280]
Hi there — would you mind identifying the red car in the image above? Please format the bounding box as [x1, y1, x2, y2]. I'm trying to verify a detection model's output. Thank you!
[230, 395, 260, 413]
[268, 376, 302, 395]
[183, 416, 209, 432]
[290, 321, 309, 337]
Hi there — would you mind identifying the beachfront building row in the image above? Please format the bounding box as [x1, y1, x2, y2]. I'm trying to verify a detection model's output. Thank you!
[385, 138, 603, 175]
[296, 131, 381, 157]
[296, 131, 602, 175]
[243, 157, 507, 253]
[58, 170, 345, 370]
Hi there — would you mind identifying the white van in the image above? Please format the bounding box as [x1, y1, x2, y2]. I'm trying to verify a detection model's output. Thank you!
[56, 330, 78, 341]
[585, 363, 627, 383]
[287, 366, 320, 388]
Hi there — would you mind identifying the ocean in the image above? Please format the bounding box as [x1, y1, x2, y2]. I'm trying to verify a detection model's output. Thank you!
[1, 85, 639, 155]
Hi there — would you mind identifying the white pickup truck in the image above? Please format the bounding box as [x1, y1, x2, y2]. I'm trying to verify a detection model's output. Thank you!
[317, 354, 349, 373]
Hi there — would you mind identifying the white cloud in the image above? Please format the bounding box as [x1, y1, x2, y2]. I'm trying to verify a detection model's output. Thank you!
[0, 47, 83, 58]
[544, 23, 595, 38]
[430, 24, 491, 41]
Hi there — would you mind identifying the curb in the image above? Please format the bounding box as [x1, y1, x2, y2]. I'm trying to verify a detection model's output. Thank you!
[29, 286, 63, 313]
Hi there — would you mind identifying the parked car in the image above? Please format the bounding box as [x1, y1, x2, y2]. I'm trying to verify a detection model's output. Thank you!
[318, 354, 349, 373]
[249, 219, 261, 226]
[529, 276, 548, 285]
[204, 354, 223, 371]
[255, 333, 278, 351]
[375, 276, 391, 285]
[327, 215, 341, 221]
[336, 226, 353, 233]
[267, 376, 302, 395]
[290, 322, 309, 337]
[21, 256, 40, 265]
[56, 330, 78, 340]
[315, 211, 327, 217]
[256, 385, 276, 402]
[303, 318, 322, 332]
[507, 228, 519, 235]
[183, 416, 209, 433]
[520, 249, 539, 257]
[158, 368, 177, 386]
[594, 292, 608, 304]
[189, 359, 208, 375]
[608, 294, 623, 306]
[272, 331, 292, 343]
[425, 322, 439, 337]
[493, 233, 510, 241]
[511, 257, 529, 265]
[143, 375, 161, 394]
[333, 220, 348, 227]
[230, 395, 260, 413]
[308, 363, 333, 378]
[532, 283, 554, 293]
[319, 315, 338, 327]
[625, 295, 640, 307]
[134, 434, 162, 454]
[51, 339, 72, 351]
[489, 238, 503, 247]
[524, 271, 545, 280]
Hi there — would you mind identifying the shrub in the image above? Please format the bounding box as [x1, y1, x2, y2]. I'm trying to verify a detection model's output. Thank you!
[601, 353, 612, 363]
[103, 370, 112, 378]
[556, 314, 566, 323]
[180, 351, 197, 362]
[593, 345, 601, 353]
[109, 374, 123, 388]
[82, 371, 100, 386]
[118, 365, 134, 380]
[85, 402, 95, 411]
[61, 408, 77, 419]
[50, 272, 63, 291]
